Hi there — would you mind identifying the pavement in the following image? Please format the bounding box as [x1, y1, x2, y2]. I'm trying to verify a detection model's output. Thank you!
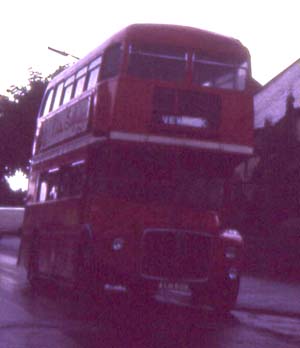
[0, 207, 24, 235]
[237, 274, 300, 318]
[239, 234, 300, 317]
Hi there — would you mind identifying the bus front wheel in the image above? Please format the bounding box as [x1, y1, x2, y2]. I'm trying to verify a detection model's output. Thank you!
[209, 276, 240, 314]
[192, 276, 240, 314]
[75, 238, 106, 303]
[27, 234, 40, 288]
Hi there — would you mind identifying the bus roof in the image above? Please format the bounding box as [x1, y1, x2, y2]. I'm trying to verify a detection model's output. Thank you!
[48, 23, 250, 88]
[121, 24, 248, 56]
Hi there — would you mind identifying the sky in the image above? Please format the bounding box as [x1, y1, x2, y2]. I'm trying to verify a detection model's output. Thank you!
[1, 0, 300, 96]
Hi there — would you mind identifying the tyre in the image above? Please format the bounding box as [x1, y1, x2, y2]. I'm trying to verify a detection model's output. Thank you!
[27, 234, 40, 288]
[75, 234, 105, 304]
[27, 253, 38, 287]
[192, 276, 240, 314]
[76, 243, 94, 293]
[191, 284, 210, 307]
[209, 276, 240, 314]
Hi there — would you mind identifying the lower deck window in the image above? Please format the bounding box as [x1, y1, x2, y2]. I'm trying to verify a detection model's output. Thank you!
[37, 161, 85, 202]
[91, 148, 225, 210]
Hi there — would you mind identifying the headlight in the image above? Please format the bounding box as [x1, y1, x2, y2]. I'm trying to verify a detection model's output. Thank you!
[228, 267, 239, 280]
[225, 246, 237, 259]
[112, 238, 125, 251]
[220, 229, 243, 242]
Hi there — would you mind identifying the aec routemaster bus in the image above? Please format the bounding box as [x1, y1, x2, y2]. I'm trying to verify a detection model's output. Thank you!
[19, 24, 253, 312]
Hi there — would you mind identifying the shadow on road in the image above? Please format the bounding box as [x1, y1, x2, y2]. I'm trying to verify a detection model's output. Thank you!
[23, 280, 239, 348]
[2, 239, 299, 347]
[72, 300, 238, 348]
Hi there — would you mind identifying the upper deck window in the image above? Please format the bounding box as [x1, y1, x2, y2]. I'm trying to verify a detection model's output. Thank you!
[128, 44, 187, 82]
[52, 82, 64, 110]
[74, 67, 88, 98]
[41, 89, 54, 116]
[86, 56, 102, 90]
[62, 75, 75, 104]
[193, 53, 248, 91]
[101, 44, 122, 79]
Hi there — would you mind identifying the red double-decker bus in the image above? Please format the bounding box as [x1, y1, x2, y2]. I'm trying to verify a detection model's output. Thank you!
[20, 24, 253, 312]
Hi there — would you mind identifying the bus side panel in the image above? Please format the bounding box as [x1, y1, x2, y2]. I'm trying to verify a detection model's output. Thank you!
[110, 79, 153, 134]
[94, 78, 152, 136]
[93, 80, 120, 134]
[21, 198, 82, 283]
[220, 92, 253, 147]
[111, 79, 253, 149]
[86, 195, 173, 280]
[85, 195, 215, 281]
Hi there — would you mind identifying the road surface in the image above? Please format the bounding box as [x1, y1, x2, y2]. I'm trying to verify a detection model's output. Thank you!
[0, 236, 299, 348]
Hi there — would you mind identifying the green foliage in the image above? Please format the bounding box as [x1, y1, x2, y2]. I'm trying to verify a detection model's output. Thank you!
[1, 65, 68, 176]
[1, 69, 47, 177]
[0, 65, 68, 204]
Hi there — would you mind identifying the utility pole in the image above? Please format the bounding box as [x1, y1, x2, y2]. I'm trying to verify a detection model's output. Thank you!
[48, 47, 80, 60]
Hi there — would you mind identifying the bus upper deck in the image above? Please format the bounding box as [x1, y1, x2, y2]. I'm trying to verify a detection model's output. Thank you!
[34, 24, 253, 163]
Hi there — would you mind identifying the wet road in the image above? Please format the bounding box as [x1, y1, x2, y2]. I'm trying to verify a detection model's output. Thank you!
[0, 237, 299, 348]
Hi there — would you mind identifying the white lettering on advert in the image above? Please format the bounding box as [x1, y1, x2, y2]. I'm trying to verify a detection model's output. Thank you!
[40, 98, 90, 150]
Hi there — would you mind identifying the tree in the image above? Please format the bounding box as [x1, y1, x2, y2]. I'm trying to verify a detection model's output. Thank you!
[1, 65, 68, 175]
[2, 69, 47, 175]
[0, 65, 68, 205]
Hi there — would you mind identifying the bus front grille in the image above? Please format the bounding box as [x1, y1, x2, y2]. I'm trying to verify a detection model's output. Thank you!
[141, 229, 212, 280]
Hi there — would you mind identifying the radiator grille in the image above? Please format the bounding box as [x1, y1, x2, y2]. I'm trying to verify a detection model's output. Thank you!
[141, 229, 212, 280]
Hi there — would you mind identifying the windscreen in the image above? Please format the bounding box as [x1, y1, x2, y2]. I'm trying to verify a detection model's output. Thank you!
[193, 52, 248, 91]
[127, 43, 248, 90]
[92, 148, 225, 210]
[128, 44, 187, 82]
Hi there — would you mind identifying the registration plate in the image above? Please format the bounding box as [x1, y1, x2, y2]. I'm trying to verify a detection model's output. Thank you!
[159, 281, 190, 292]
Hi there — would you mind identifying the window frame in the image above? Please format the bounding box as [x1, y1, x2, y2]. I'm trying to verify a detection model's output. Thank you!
[62, 75, 75, 105]
[41, 88, 54, 116]
[52, 81, 64, 110]
[100, 43, 122, 80]
[74, 66, 88, 98]
[127, 43, 188, 82]
[37, 160, 86, 202]
[192, 53, 249, 91]
[86, 56, 102, 90]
